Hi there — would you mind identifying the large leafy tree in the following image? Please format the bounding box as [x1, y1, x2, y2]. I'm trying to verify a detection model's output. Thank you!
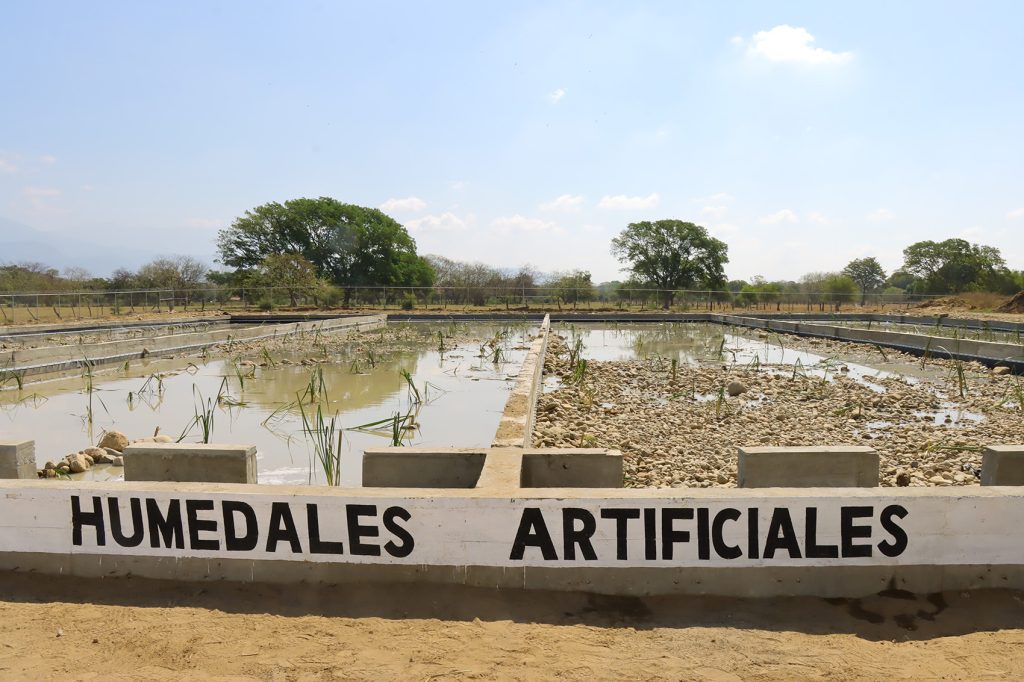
[901, 239, 1006, 294]
[217, 197, 434, 290]
[610, 220, 728, 308]
[842, 257, 886, 305]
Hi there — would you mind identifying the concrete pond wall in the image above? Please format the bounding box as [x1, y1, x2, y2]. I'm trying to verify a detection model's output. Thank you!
[4, 441, 1024, 598]
[3, 311, 1024, 599]
[2, 314, 386, 377]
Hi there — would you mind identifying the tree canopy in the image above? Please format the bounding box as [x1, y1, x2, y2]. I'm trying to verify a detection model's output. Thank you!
[901, 239, 1006, 294]
[842, 257, 886, 304]
[610, 220, 728, 308]
[216, 197, 434, 289]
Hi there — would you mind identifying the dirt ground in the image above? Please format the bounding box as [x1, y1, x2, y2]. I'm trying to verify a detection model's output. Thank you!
[1, 574, 1023, 681]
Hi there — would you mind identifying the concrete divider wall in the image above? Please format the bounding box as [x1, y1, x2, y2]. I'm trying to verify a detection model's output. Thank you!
[6, 473, 1024, 598]
[718, 315, 1024, 370]
[492, 314, 551, 448]
[2, 315, 386, 377]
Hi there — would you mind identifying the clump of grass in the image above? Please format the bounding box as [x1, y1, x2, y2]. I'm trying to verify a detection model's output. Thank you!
[299, 401, 343, 485]
[400, 368, 421, 403]
[951, 357, 968, 398]
[714, 385, 728, 419]
[791, 357, 806, 380]
[260, 348, 277, 368]
[178, 378, 227, 444]
[298, 365, 328, 404]
[670, 358, 678, 384]
[347, 412, 413, 447]
[0, 363, 26, 390]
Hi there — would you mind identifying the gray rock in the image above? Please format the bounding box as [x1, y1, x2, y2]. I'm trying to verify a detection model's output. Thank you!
[726, 380, 747, 397]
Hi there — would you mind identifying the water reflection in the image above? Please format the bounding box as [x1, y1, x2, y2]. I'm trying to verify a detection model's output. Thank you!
[0, 322, 529, 486]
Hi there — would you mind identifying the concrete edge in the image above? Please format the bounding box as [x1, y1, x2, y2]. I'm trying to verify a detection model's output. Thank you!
[491, 314, 551, 448]
[2, 315, 386, 378]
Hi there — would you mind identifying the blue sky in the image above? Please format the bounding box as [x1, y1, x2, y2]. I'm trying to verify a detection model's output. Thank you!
[2, 1, 1022, 282]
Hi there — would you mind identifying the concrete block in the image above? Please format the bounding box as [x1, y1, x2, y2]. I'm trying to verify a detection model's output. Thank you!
[981, 446, 1024, 486]
[520, 449, 623, 488]
[738, 446, 879, 488]
[362, 448, 486, 488]
[0, 440, 37, 479]
[124, 443, 257, 484]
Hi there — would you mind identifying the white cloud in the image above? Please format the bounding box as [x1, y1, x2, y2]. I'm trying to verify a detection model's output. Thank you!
[730, 35, 744, 46]
[597, 193, 660, 210]
[708, 222, 740, 237]
[960, 225, 985, 240]
[701, 205, 728, 220]
[23, 186, 60, 208]
[807, 211, 830, 225]
[185, 218, 223, 229]
[39, 154, 57, 165]
[0, 157, 17, 173]
[491, 214, 558, 233]
[1007, 208, 1024, 220]
[759, 209, 798, 224]
[379, 196, 427, 213]
[406, 212, 467, 232]
[549, 88, 566, 103]
[539, 194, 584, 212]
[448, 180, 466, 191]
[867, 208, 895, 223]
[748, 25, 852, 66]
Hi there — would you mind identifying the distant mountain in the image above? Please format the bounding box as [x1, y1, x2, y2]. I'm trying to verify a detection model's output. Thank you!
[0, 216, 210, 276]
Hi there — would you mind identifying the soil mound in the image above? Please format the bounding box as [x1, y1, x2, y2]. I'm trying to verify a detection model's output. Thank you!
[997, 291, 1024, 313]
[915, 296, 971, 309]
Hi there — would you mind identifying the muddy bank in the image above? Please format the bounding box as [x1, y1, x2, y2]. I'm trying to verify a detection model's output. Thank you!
[536, 334, 1023, 488]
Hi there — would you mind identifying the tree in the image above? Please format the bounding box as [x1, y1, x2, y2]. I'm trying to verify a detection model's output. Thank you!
[822, 274, 858, 308]
[610, 220, 728, 309]
[546, 270, 594, 309]
[256, 254, 322, 307]
[135, 256, 207, 294]
[842, 257, 886, 305]
[901, 239, 1007, 294]
[217, 198, 434, 299]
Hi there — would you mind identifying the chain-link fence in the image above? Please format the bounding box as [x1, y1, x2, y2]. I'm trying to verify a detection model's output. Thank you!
[0, 285, 947, 326]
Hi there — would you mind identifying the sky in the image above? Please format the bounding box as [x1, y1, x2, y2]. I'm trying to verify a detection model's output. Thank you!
[1, 1, 1023, 283]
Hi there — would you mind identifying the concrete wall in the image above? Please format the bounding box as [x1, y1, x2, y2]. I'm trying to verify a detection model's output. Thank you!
[738, 447, 880, 488]
[719, 314, 1024, 371]
[492, 314, 551, 448]
[123, 443, 257, 484]
[521, 449, 624, 488]
[0, 440, 36, 479]
[362, 448, 487, 488]
[982, 446, 1024, 486]
[3, 314, 386, 377]
[6, 477, 1024, 598]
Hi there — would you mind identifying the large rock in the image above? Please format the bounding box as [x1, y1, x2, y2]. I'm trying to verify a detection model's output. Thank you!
[97, 431, 129, 452]
[68, 454, 90, 474]
[993, 366, 1011, 376]
[726, 380, 747, 397]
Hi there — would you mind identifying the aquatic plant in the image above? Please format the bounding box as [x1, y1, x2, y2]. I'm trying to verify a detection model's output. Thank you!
[298, 401, 343, 485]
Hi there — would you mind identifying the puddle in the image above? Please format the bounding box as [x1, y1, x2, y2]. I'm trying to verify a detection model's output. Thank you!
[555, 323, 900, 391]
[912, 407, 986, 426]
[0, 322, 531, 485]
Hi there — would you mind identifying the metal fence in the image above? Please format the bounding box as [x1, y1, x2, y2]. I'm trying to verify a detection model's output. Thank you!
[0, 285, 946, 325]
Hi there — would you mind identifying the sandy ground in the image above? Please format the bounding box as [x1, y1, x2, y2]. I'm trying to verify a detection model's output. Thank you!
[1, 575, 1023, 681]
